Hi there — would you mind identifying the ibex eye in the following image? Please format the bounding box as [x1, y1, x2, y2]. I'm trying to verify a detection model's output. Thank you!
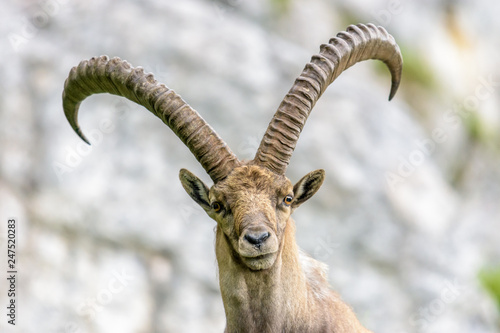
[211, 202, 222, 212]
[283, 195, 293, 206]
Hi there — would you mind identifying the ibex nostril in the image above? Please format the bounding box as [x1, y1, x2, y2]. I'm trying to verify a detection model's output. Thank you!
[244, 232, 271, 245]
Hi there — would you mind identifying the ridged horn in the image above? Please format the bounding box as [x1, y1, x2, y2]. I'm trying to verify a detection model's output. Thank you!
[62, 55, 240, 183]
[254, 23, 403, 175]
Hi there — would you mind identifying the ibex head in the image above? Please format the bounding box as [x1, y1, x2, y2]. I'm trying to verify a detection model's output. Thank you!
[63, 24, 402, 273]
[180, 165, 324, 270]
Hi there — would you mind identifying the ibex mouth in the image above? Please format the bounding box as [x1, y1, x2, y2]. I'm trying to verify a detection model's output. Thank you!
[241, 252, 277, 271]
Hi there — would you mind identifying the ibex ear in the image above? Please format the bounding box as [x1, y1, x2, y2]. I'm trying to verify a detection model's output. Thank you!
[179, 168, 211, 211]
[292, 169, 325, 209]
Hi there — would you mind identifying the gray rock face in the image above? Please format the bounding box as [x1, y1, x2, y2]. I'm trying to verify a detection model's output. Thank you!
[1, 0, 499, 332]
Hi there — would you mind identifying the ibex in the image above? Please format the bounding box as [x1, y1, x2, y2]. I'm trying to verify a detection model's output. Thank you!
[63, 23, 402, 332]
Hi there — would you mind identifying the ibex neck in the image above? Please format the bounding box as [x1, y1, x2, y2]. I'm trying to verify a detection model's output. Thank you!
[216, 218, 310, 332]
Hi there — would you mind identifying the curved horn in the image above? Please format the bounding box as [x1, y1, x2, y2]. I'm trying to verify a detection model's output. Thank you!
[62, 56, 240, 183]
[254, 23, 403, 175]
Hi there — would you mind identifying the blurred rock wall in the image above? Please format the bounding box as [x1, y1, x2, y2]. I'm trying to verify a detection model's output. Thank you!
[1, 0, 499, 332]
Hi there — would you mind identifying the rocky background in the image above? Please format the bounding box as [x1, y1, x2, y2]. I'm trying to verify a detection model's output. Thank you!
[1, 0, 500, 332]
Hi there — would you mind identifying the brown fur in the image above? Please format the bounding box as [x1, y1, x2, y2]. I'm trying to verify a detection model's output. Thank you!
[181, 165, 372, 332]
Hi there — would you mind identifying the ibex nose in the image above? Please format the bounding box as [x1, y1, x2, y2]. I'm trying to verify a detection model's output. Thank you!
[244, 231, 271, 246]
